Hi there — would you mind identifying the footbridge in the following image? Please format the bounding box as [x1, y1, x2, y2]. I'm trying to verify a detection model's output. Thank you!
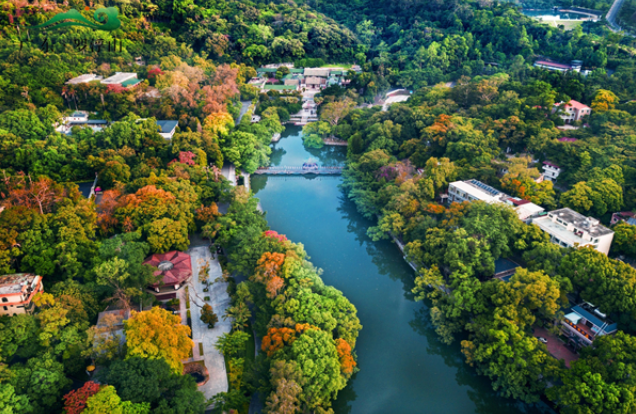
[253, 165, 344, 175]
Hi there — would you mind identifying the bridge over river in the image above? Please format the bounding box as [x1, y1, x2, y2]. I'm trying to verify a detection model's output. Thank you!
[253, 165, 343, 175]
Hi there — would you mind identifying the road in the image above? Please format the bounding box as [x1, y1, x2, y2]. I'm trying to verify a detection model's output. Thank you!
[606, 0, 634, 36]
[237, 101, 252, 124]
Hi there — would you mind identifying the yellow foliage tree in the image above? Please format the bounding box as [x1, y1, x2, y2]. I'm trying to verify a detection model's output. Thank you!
[124, 307, 193, 373]
[591, 89, 618, 113]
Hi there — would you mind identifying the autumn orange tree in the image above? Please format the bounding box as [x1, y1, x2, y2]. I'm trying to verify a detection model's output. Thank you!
[335, 339, 356, 376]
[124, 306, 193, 373]
[252, 252, 286, 299]
[261, 327, 297, 357]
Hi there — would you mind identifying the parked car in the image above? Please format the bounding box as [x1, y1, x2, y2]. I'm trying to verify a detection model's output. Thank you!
[538, 337, 548, 344]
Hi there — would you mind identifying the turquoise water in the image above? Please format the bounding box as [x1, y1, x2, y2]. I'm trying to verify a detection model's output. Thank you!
[251, 126, 553, 413]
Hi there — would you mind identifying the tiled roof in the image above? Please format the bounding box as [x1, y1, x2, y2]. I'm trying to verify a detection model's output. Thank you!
[144, 251, 192, 288]
[543, 161, 560, 168]
[535, 60, 572, 70]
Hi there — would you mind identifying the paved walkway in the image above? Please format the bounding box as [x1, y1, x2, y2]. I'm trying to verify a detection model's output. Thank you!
[187, 245, 232, 400]
[221, 163, 236, 186]
[237, 101, 252, 124]
[533, 327, 579, 368]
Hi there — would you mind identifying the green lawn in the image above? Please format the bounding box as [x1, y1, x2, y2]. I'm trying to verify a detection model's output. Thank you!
[320, 63, 353, 69]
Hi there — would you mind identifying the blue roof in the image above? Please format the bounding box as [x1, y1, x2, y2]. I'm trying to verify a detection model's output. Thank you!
[571, 305, 617, 332]
[76, 182, 93, 198]
[156, 120, 178, 133]
[494, 258, 519, 275]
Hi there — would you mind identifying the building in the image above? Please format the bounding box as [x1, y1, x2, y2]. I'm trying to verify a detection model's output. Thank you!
[610, 211, 636, 226]
[542, 161, 561, 182]
[65, 74, 103, 85]
[156, 120, 178, 140]
[553, 100, 592, 124]
[448, 180, 544, 223]
[533, 59, 581, 72]
[448, 180, 511, 204]
[143, 251, 192, 294]
[304, 76, 326, 90]
[531, 208, 614, 255]
[303, 68, 331, 78]
[0, 274, 43, 316]
[101, 72, 140, 87]
[510, 199, 546, 222]
[562, 303, 617, 349]
[56, 119, 109, 135]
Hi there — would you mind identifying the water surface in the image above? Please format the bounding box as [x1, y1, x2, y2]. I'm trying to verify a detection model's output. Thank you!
[252, 126, 553, 414]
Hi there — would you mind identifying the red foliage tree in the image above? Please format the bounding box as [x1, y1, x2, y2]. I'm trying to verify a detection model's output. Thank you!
[62, 381, 101, 414]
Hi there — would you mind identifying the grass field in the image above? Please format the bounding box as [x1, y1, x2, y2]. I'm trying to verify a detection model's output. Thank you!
[534, 18, 584, 31]
[321, 63, 353, 69]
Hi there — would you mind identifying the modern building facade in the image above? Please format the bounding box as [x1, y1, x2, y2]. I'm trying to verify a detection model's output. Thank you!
[562, 303, 617, 348]
[531, 208, 614, 255]
[447, 180, 545, 222]
[0, 274, 43, 316]
[542, 161, 561, 182]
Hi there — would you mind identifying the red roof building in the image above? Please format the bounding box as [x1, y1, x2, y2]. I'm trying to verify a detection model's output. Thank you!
[553, 100, 592, 124]
[143, 251, 192, 292]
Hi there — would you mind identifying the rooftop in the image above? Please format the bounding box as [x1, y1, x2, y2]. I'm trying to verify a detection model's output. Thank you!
[450, 180, 509, 203]
[566, 303, 617, 334]
[143, 251, 192, 288]
[556, 100, 591, 110]
[495, 258, 519, 275]
[0, 274, 40, 295]
[65, 74, 102, 85]
[121, 78, 142, 88]
[101, 72, 138, 85]
[156, 120, 178, 134]
[532, 208, 613, 241]
[534, 60, 573, 70]
[304, 68, 331, 77]
[543, 161, 560, 168]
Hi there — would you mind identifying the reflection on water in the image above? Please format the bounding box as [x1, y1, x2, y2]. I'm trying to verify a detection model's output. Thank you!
[252, 129, 554, 414]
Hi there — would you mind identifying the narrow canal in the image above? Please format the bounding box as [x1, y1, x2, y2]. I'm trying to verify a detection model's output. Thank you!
[251, 126, 553, 414]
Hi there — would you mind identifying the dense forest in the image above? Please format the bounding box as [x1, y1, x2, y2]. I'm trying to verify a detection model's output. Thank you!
[1, 0, 636, 412]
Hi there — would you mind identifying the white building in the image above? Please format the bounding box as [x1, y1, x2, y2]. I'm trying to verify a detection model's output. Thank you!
[448, 180, 544, 223]
[101, 72, 138, 86]
[156, 120, 178, 140]
[553, 100, 592, 124]
[0, 274, 43, 316]
[542, 161, 561, 182]
[65, 74, 103, 85]
[531, 208, 614, 255]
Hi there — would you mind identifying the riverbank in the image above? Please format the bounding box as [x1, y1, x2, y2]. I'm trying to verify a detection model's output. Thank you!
[251, 125, 553, 414]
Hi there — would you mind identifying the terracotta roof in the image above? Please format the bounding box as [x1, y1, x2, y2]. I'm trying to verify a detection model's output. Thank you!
[143, 251, 192, 288]
[535, 60, 572, 70]
[555, 100, 590, 110]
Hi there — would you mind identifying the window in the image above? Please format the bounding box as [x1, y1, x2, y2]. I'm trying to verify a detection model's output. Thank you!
[1, 298, 6, 303]
[2, 306, 6, 311]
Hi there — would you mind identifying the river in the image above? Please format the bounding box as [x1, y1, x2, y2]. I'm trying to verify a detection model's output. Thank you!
[251, 126, 553, 414]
